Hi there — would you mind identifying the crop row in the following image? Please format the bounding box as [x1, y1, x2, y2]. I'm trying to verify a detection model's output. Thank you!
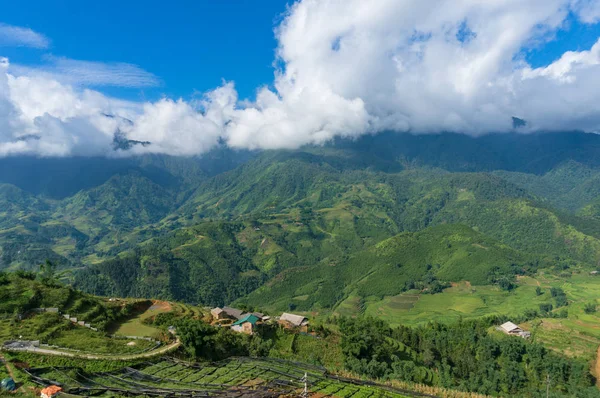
[29, 359, 414, 397]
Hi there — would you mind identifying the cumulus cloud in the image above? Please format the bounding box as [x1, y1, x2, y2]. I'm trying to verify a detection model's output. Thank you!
[126, 84, 236, 156]
[0, 57, 225, 157]
[220, 0, 600, 142]
[0, 23, 49, 49]
[2, 1, 600, 157]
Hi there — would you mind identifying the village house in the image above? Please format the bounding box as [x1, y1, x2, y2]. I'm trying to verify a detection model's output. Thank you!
[211, 306, 244, 321]
[249, 312, 270, 321]
[212, 306, 270, 323]
[278, 313, 309, 332]
[40, 385, 62, 398]
[231, 314, 260, 335]
[499, 321, 531, 338]
[211, 307, 226, 320]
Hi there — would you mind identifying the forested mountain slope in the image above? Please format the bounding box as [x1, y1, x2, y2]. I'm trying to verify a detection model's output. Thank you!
[3, 132, 600, 313]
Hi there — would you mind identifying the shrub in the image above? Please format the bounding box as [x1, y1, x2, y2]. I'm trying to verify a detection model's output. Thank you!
[535, 286, 543, 296]
[539, 303, 553, 314]
[584, 302, 597, 314]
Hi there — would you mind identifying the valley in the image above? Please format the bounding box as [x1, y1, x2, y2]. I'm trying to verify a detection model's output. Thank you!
[4, 132, 600, 396]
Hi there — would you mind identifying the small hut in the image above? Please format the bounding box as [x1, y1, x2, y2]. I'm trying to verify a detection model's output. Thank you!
[278, 313, 309, 332]
[211, 307, 226, 320]
[500, 321, 531, 338]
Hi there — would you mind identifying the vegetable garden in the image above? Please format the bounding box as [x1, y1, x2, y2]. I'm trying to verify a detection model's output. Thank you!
[25, 357, 429, 397]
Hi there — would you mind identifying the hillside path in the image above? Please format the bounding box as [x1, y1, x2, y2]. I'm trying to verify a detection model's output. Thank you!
[0, 355, 16, 380]
[0, 354, 24, 393]
[1, 338, 180, 361]
[596, 346, 600, 387]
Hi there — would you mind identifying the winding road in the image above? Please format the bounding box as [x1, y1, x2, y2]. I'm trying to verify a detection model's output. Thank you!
[1, 338, 180, 361]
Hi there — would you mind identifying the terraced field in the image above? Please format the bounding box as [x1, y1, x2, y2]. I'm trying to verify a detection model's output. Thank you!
[110, 300, 203, 338]
[27, 357, 420, 397]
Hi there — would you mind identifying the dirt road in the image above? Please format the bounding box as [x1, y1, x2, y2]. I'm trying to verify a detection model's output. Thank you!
[1, 338, 180, 361]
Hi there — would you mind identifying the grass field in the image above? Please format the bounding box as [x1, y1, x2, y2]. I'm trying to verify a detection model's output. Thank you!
[0, 359, 9, 381]
[355, 279, 549, 326]
[109, 301, 171, 338]
[522, 319, 600, 362]
[0, 313, 156, 355]
[336, 272, 600, 365]
[268, 328, 345, 369]
[109, 300, 204, 338]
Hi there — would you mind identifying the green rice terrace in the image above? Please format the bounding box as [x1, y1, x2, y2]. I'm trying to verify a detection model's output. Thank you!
[24, 357, 420, 397]
[2, 270, 600, 397]
[0, 273, 185, 358]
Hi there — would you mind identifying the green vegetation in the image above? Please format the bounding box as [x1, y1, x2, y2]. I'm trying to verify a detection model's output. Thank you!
[0, 274, 163, 356]
[338, 316, 596, 397]
[145, 313, 597, 396]
[5, 133, 600, 396]
[23, 357, 414, 398]
[2, 270, 600, 397]
[238, 224, 537, 312]
[61, 145, 600, 315]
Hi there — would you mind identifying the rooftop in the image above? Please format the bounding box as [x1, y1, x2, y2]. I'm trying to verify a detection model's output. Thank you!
[232, 314, 260, 326]
[41, 385, 63, 395]
[223, 306, 245, 319]
[280, 313, 308, 327]
[500, 321, 521, 332]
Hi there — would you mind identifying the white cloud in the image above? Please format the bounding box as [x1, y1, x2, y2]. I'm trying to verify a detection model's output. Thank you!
[125, 84, 235, 156]
[571, 0, 600, 23]
[0, 23, 49, 49]
[0, 58, 142, 157]
[219, 0, 600, 142]
[522, 39, 600, 82]
[2, 0, 600, 157]
[11, 56, 160, 88]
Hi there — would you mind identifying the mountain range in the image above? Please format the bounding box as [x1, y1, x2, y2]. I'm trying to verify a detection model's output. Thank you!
[3, 131, 600, 312]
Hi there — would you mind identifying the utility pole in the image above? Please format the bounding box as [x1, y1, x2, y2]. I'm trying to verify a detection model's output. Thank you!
[300, 372, 308, 398]
[546, 373, 550, 398]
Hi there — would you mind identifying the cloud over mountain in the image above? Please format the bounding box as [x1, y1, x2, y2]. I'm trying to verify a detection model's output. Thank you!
[1, 0, 600, 157]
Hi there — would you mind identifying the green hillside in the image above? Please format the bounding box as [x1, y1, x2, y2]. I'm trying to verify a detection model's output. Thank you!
[0, 271, 142, 331]
[4, 133, 600, 326]
[2, 272, 597, 398]
[496, 161, 600, 213]
[237, 224, 533, 312]
[50, 146, 600, 314]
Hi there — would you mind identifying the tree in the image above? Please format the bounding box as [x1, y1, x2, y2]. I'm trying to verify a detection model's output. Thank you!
[535, 286, 543, 296]
[550, 287, 568, 308]
[39, 259, 56, 284]
[584, 302, 597, 314]
[554, 294, 568, 308]
[539, 303, 553, 314]
[498, 277, 514, 291]
[0, 271, 9, 286]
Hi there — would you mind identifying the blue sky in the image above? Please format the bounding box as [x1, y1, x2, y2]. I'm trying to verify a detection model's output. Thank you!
[524, 12, 600, 67]
[1, 0, 291, 101]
